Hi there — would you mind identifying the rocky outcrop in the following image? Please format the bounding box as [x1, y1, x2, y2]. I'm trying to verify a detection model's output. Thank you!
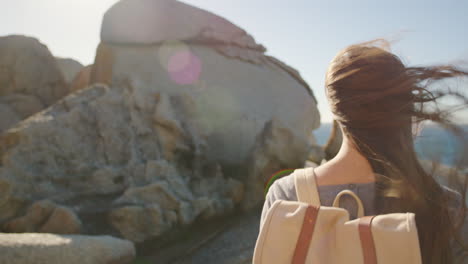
[0, 35, 68, 133]
[0, 83, 248, 242]
[0, 0, 320, 244]
[55, 58, 84, 84]
[0, 233, 135, 264]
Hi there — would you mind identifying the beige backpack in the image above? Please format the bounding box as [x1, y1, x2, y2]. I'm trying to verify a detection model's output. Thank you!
[253, 167, 423, 264]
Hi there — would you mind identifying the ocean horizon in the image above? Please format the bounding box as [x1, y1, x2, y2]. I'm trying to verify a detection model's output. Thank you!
[313, 123, 468, 167]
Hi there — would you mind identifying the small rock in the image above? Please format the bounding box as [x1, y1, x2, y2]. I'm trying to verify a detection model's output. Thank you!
[4, 200, 81, 235]
[39, 206, 82, 234]
[3, 200, 56, 233]
[109, 205, 172, 243]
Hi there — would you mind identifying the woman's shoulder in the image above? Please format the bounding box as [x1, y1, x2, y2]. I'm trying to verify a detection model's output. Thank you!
[262, 169, 378, 220]
[266, 173, 298, 202]
[265, 170, 376, 205]
[260, 173, 297, 225]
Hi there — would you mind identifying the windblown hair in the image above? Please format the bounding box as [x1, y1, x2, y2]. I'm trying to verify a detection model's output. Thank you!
[325, 40, 468, 263]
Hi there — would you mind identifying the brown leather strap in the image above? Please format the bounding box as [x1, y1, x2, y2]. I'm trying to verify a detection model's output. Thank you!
[359, 216, 378, 264]
[292, 205, 320, 264]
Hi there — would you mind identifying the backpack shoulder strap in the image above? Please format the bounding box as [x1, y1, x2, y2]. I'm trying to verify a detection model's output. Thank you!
[294, 167, 321, 206]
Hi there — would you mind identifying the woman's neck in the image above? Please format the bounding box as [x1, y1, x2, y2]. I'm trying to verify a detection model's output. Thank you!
[315, 135, 376, 186]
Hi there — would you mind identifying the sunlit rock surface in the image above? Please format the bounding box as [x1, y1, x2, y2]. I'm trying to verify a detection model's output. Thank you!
[0, 233, 135, 264]
[101, 0, 264, 49]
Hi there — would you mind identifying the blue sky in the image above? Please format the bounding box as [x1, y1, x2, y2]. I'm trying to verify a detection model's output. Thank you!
[1, 0, 467, 123]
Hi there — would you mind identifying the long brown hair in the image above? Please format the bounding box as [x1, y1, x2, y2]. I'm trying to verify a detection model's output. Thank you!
[325, 40, 468, 263]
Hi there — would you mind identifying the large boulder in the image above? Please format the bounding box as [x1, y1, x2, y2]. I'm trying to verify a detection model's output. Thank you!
[93, 0, 320, 167]
[0, 233, 135, 264]
[0, 35, 68, 133]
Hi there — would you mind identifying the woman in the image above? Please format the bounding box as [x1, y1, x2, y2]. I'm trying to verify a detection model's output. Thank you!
[261, 40, 468, 263]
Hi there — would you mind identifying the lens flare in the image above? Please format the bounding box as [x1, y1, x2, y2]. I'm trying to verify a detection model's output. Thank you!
[158, 41, 202, 85]
[168, 50, 202, 85]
